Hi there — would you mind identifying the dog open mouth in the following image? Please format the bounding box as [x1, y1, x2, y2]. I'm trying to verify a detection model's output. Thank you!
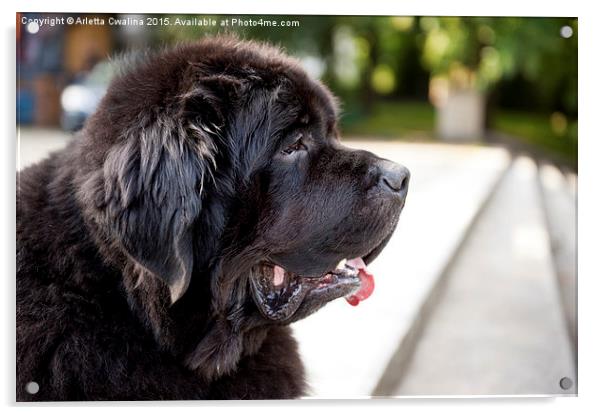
[250, 257, 376, 321]
[249, 222, 399, 322]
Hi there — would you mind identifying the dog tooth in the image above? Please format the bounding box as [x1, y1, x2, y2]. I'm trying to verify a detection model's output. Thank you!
[336, 258, 347, 270]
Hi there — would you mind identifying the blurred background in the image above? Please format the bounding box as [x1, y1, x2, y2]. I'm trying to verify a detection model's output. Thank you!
[17, 14, 577, 167]
[16, 13, 577, 397]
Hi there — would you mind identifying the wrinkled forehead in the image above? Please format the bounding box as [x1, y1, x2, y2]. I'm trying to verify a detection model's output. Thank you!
[228, 76, 339, 173]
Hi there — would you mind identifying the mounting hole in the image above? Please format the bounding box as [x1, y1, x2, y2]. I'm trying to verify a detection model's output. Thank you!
[25, 381, 39, 395]
[559, 377, 573, 390]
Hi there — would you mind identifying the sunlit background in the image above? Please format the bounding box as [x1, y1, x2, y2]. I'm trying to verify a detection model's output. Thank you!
[16, 13, 577, 397]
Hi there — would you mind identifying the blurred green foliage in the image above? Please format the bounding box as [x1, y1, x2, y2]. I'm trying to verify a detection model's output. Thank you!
[419, 17, 577, 113]
[156, 15, 577, 163]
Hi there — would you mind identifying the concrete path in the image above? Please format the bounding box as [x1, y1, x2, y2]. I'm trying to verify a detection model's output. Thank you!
[539, 163, 577, 347]
[17, 128, 74, 171]
[392, 157, 576, 396]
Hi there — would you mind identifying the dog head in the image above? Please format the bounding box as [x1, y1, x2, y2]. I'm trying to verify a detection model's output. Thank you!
[76, 36, 409, 378]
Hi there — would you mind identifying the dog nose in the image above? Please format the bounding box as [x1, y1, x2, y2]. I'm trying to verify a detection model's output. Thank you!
[378, 160, 410, 196]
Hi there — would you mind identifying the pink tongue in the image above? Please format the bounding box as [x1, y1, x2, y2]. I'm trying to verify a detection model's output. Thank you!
[345, 258, 375, 306]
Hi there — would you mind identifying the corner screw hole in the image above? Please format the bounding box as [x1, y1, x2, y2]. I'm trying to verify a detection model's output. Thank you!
[559, 377, 573, 390]
[25, 381, 39, 395]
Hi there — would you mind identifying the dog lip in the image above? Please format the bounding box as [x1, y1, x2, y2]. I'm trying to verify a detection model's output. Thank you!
[249, 271, 308, 321]
[249, 262, 361, 321]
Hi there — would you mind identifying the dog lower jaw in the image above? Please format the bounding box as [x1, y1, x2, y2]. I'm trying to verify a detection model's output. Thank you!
[249, 264, 361, 322]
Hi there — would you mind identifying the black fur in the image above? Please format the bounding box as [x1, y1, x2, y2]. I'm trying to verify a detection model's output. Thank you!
[16, 37, 407, 401]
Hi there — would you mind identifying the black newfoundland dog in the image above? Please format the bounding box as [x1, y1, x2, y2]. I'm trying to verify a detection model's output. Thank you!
[16, 37, 409, 401]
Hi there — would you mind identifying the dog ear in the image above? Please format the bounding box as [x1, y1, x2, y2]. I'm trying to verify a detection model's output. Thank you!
[180, 73, 243, 128]
[97, 74, 240, 303]
[102, 123, 210, 303]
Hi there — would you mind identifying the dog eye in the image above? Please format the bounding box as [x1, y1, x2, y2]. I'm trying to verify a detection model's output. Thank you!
[281, 137, 306, 155]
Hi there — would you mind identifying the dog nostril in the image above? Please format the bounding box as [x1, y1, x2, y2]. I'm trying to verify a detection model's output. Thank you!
[400, 175, 409, 192]
[383, 176, 400, 192]
[380, 165, 410, 194]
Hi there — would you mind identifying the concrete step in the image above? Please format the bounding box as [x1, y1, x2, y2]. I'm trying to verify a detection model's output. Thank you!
[293, 141, 511, 398]
[391, 156, 576, 396]
[538, 162, 577, 348]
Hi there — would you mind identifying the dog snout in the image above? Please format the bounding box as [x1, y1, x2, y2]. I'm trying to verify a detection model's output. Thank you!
[377, 160, 410, 197]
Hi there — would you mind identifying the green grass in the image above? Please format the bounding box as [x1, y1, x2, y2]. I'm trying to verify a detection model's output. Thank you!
[340, 101, 435, 139]
[339, 100, 577, 167]
[491, 110, 577, 167]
